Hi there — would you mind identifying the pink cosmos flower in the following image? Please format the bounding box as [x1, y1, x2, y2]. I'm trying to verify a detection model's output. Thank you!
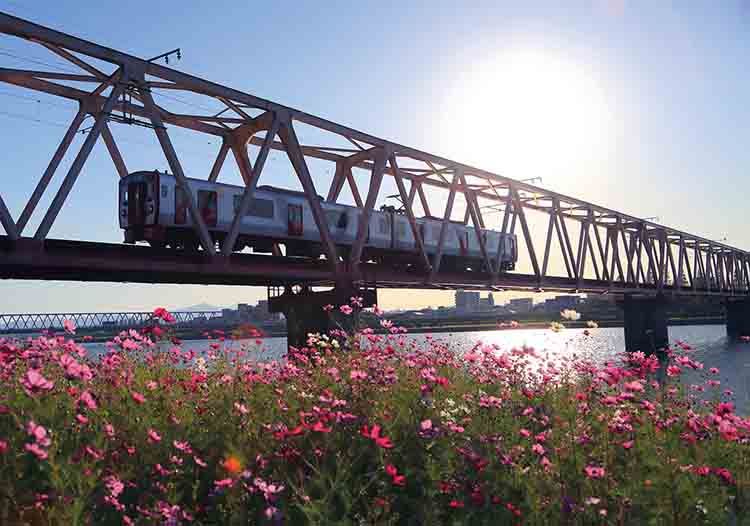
[710, 367, 720, 374]
[361, 424, 394, 449]
[147, 429, 161, 443]
[26, 421, 50, 450]
[532, 443, 545, 456]
[373, 305, 384, 316]
[105, 476, 125, 498]
[25, 443, 48, 460]
[622, 440, 634, 449]
[420, 419, 433, 431]
[79, 391, 97, 410]
[214, 478, 234, 488]
[63, 319, 76, 334]
[21, 369, 54, 396]
[0, 441, 6, 454]
[153, 307, 176, 323]
[104, 423, 115, 438]
[339, 305, 353, 315]
[349, 296, 363, 308]
[173, 440, 192, 453]
[585, 465, 605, 479]
[666, 365, 682, 377]
[131, 391, 146, 404]
[350, 370, 368, 380]
[623, 380, 644, 393]
[715, 468, 734, 485]
[322, 304, 334, 313]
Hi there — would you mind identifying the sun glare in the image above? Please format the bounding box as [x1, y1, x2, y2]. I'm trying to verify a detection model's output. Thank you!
[442, 50, 612, 181]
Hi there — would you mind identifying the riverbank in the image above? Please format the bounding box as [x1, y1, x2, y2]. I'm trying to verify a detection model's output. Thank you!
[9, 316, 725, 343]
[2, 319, 747, 524]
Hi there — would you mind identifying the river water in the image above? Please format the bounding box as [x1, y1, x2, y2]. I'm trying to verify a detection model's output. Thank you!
[76, 323, 750, 412]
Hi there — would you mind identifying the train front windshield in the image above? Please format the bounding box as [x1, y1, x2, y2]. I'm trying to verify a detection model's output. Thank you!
[120, 172, 158, 228]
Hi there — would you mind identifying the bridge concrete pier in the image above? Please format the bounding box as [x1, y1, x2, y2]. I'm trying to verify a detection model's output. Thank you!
[726, 298, 750, 340]
[268, 285, 377, 350]
[621, 294, 669, 354]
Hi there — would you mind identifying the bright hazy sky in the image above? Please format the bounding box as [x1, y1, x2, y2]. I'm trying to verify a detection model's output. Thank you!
[0, 1, 748, 313]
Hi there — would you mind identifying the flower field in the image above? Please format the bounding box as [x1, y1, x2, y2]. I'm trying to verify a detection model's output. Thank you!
[1, 305, 749, 525]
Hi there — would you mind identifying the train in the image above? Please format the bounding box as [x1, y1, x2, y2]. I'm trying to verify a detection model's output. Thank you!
[118, 170, 517, 272]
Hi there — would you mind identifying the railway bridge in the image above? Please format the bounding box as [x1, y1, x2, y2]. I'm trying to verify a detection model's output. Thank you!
[0, 12, 748, 350]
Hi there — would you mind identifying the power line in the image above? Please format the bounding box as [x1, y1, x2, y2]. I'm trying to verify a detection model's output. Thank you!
[152, 90, 219, 114]
[0, 88, 76, 109]
[0, 48, 77, 74]
[0, 108, 71, 128]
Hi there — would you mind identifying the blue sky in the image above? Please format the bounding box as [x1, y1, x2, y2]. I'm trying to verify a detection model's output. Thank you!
[0, 1, 748, 312]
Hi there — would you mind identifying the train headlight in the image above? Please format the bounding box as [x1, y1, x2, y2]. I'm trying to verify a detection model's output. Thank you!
[147, 204, 154, 214]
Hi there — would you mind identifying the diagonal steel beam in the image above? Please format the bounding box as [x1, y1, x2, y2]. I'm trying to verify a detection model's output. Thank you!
[461, 178, 493, 275]
[138, 82, 216, 255]
[208, 140, 230, 182]
[326, 161, 347, 203]
[389, 154, 431, 272]
[430, 172, 460, 280]
[278, 118, 340, 273]
[101, 123, 128, 178]
[0, 193, 18, 240]
[221, 114, 280, 255]
[350, 149, 387, 268]
[511, 186, 541, 279]
[17, 107, 86, 233]
[35, 81, 124, 241]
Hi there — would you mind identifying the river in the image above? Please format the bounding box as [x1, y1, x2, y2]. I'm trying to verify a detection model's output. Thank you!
[77, 323, 750, 412]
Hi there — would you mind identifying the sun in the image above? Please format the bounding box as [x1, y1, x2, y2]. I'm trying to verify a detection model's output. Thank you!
[440, 50, 612, 181]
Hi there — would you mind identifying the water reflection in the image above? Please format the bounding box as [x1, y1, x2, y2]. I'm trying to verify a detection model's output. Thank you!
[80, 324, 750, 411]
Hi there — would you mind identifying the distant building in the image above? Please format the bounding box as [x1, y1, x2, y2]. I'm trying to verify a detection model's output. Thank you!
[455, 290, 480, 313]
[508, 298, 533, 314]
[544, 295, 580, 315]
[238, 303, 252, 320]
[221, 308, 238, 323]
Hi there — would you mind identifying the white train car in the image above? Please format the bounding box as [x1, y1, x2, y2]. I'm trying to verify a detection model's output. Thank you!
[118, 170, 517, 272]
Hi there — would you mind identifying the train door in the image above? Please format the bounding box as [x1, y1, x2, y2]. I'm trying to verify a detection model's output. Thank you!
[197, 190, 218, 227]
[288, 203, 303, 236]
[127, 181, 147, 226]
[458, 229, 469, 257]
[175, 186, 187, 225]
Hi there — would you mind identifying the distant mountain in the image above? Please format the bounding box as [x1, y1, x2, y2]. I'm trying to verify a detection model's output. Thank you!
[172, 303, 224, 312]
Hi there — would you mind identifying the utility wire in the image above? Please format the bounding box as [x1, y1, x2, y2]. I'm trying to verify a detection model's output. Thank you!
[0, 48, 78, 74]
[0, 88, 76, 109]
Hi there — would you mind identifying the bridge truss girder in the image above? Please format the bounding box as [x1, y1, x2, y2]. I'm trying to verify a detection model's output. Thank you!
[0, 11, 748, 296]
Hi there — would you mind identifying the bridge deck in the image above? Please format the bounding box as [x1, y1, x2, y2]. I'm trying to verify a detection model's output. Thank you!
[0, 236, 741, 297]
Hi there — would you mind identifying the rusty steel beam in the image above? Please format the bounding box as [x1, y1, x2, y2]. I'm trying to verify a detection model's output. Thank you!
[0, 10, 744, 266]
[222, 114, 280, 255]
[0, 12, 748, 296]
[34, 81, 124, 241]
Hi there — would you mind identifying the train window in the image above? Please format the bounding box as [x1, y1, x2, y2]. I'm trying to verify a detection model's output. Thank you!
[288, 204, 303, 236]
[161, 185, 168, 198]
[397, 221, 406, 237]
[326, 210, 348, 229]
[174, 186, 187, 225]
[233, 195, 274, 219]
[198, 190, 218, 227]
[379, 217, 389, 235]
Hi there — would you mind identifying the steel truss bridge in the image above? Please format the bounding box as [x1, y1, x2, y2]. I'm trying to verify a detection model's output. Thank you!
[0, 310, 221, 333]
[0, 12, 748, 300]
